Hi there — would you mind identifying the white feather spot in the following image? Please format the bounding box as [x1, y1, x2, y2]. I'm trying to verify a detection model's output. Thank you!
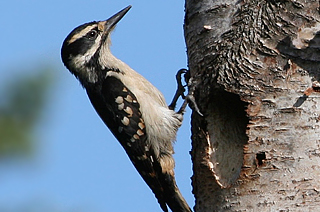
[121, 117, 130, 126]
[124, 95, 133, 103]
[138, 122, 145, 130]
[124, 107, 133, 117]
[118, 103, 124, 110]
[137, 129, 144, 136]
[115, 96, 124, 104]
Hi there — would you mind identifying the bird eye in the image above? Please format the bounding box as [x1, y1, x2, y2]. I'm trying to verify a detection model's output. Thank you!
[87, 29, 98, 39]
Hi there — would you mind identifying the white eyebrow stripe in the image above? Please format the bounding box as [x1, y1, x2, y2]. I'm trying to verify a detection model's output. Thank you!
[68, 25, 97, 44]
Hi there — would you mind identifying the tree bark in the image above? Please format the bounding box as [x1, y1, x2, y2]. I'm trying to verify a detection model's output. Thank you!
[184, 0, 320, 211]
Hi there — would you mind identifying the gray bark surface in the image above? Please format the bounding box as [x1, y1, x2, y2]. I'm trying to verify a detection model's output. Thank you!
[184, 1, 320, 211]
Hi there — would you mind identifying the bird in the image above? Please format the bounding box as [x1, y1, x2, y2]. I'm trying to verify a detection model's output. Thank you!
[61, 5, 192, 212]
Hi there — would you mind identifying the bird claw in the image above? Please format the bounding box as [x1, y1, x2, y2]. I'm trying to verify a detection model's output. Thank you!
[168, 69, 188, 110]
[169, 69, 203, 116]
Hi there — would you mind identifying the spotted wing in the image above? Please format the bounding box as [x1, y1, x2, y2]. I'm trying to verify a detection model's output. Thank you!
[86, 76, 168, 212]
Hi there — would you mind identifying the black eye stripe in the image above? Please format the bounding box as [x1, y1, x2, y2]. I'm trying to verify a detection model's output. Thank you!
[61, 23, 102, 67]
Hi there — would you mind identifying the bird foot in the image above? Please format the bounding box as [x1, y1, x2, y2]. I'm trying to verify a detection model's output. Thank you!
[169, 69, 203, 116]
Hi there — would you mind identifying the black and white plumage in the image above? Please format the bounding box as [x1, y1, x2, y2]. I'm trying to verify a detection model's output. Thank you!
[61, 6, 191, 212]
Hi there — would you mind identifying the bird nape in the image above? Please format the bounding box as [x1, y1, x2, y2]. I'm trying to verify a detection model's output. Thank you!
[61, 5, 192, 212]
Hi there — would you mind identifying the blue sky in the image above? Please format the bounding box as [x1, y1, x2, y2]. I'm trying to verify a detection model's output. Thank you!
[0, 1, 192, 211]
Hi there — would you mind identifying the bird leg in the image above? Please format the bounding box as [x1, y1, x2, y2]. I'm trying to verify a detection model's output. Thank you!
[168, 69, 188, 110]
[169, 69, 203, 116]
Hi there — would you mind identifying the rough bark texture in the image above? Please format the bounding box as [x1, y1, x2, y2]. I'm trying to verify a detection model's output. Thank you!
[184, 0, 320, 211]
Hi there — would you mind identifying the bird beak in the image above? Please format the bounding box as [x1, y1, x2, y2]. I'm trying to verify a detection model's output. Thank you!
[103, 5, 132, 34]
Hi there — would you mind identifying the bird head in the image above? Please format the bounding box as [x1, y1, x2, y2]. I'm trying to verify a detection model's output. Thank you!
[61, 5, 131, 85]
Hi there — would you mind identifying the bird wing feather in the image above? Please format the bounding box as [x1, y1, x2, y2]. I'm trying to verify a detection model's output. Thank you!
[86, 76, 169, 212]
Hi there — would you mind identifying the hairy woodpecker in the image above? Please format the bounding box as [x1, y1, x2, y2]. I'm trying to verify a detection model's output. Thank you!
[61, 6, 191, 212]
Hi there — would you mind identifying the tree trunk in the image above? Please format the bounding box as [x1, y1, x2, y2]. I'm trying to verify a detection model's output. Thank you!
[184, 0, 320, 211]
